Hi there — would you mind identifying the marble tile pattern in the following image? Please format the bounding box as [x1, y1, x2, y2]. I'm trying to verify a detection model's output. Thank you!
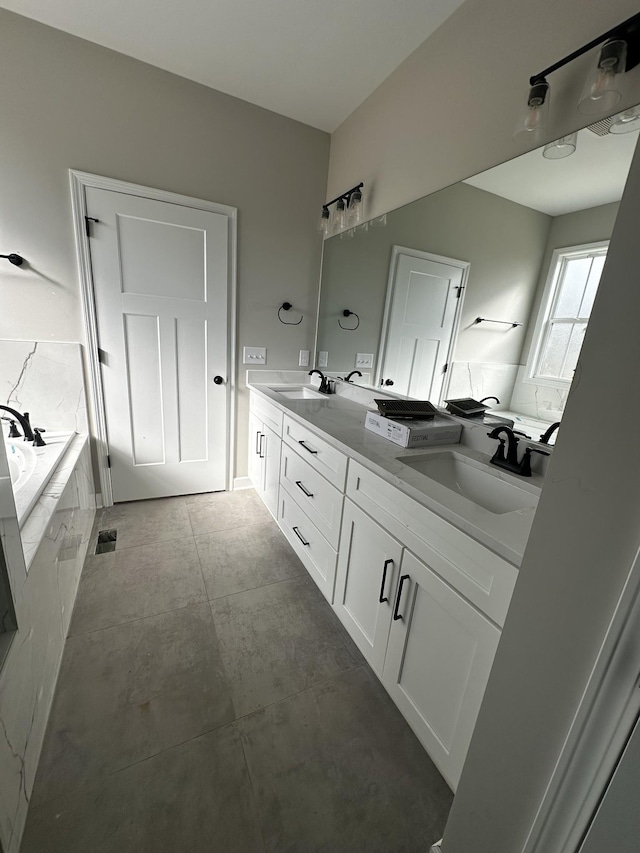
[0, 340, 88, 434]
[447, 361, 519, 406]
[508, 365, 568, 422]
[0, 436, 95, 853]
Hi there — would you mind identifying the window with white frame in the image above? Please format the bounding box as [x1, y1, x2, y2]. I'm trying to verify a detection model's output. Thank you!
[527, 241, 608, 387]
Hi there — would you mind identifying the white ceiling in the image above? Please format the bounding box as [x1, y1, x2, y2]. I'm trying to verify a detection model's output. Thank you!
[0, 0, 466, 132]
[465, 127, 639, 216]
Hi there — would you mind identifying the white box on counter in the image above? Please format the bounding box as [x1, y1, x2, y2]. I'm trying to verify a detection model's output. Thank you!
[364, 410, 462, 448]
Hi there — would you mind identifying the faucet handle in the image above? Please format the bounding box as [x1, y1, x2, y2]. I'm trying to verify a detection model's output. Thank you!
[519, 446, 550, 477]
[33, 428, 47, 447]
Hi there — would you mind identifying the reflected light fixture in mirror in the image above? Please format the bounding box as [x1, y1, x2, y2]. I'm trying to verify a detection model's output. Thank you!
[514, 79, 550, 138]
[578, 38, 627, 115]
[610, 104, 640, 133]
[543, 132, 578, 159]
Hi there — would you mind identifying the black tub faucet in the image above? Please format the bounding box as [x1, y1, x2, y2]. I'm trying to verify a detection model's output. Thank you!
[539, 422, 560, 445]
[344, 370, 362, 383]
[480, 396, 500, 406]
[0, 405, 34, 441]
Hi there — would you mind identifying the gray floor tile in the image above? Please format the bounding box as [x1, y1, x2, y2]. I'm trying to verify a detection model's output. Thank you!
[93, 496, 192, 550]
[69, 536, 206, 634]
[196, 521, 305, 599]
[186, 489, 271, 535]
[32, 602, 234, 805]
[239, 666, 453, 853]
[22, 724, 265, 853]
[210, 576, 363, 717]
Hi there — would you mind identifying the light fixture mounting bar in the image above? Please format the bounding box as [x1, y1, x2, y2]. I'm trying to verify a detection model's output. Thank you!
[529, 10, 640, 85]
[323, 182, 364, 211]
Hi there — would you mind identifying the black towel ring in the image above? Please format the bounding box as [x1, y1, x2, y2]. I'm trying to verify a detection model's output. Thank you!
[338, 309, 360, 331]
[278, 302, 303, 325]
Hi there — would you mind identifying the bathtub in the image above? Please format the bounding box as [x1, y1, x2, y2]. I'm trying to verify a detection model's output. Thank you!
[5, 432, 75, 526]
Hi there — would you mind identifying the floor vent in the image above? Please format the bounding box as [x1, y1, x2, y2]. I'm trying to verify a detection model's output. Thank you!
[95, 529, 117, 555]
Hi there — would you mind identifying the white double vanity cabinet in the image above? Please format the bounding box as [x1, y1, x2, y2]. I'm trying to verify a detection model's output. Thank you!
[247, 379, 540, 790]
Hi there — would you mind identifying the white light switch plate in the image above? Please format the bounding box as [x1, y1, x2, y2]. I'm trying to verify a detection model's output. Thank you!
[318, 351, 328, 368]
[299, 350, 310, 367]
[243, 346, 267, 365]
[356, 353, 374, 368]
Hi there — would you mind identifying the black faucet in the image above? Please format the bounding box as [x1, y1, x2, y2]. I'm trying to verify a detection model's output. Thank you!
[487, 425, 549, 477]
[479, 396, 500, 405]
[344, 370, 362, 383]
[539, 422, 560, 445]
[308, 369, 332, 394]
[0, 405, 35, 441]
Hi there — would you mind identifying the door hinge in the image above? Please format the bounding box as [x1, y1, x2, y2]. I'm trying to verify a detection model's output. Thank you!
[85, 216, 99, 237]
[98, 348, 107, 364]
[456, 286, 464, 299]
[106, 454, 111, 469]
[443, 363, 449, 374]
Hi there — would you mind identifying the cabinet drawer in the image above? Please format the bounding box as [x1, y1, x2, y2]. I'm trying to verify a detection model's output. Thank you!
[280, 444, 344, 549]
[250, 393, 283, 437]
[347, 461, 517, 627]
[279, 490, 338, 604]
[283, 415, 347, 491]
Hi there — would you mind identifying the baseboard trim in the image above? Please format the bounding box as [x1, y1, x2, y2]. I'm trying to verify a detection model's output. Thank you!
[233, 476, 252, 490]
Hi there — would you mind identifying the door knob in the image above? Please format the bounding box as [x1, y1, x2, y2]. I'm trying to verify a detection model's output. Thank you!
[213, 375, 224, 385]
[383, 378, 394, 386]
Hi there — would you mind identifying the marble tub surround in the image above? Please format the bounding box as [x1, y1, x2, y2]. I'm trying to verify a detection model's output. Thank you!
[508, 364, 568, 422]
[0, 436, 95, 852]
[0, 340, 88, 434]
[248, 380, 543, 565]
[7, 432, 75, 527]
[446, 361, 519, 406]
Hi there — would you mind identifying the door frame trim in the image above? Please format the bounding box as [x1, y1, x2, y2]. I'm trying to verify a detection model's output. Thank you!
[376, 245, 469, 400]
[69, 170, 237, 506]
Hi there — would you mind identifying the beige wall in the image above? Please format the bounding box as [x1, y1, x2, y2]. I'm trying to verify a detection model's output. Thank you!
[328, 0, 640, 218]
[325, 0, 640, 850]
[0, 9, 329, 479]
[317, 182, 550, 374]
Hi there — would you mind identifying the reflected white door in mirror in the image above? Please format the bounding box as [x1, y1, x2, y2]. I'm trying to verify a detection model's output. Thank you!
[377, 247, 468, 400]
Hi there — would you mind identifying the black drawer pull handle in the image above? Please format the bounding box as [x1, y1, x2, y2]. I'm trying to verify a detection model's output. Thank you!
[298, 440, 318, 455]
[393, 574, 410, 621]
[295, 480, 314, 498]
[379, 559, 393, 603]
[259, 433, 265, 459]
[255, 430, 261, 455]
[292, 526, 310, 546]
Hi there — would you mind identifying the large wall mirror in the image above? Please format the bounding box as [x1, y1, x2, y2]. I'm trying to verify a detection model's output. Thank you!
[315, 109, 640, 444]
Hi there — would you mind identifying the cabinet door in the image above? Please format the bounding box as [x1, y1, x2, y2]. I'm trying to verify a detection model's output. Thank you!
[382, 550, 501, 791]
[247, 411, 264, 494]
[334, 499, 403, 677]
[262, 424, 281, 519]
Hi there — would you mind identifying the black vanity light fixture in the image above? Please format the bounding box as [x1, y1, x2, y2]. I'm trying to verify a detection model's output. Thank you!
[516, 11, 640, 140]
[319, 183, 364, 238]
[278, 301, 303, 325]
[1, 253, 24, 266]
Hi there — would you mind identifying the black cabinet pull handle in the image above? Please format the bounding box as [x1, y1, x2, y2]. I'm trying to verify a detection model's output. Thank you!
[298, 440, 318, 455]
[393, 574, 410, 621]
[259, 433, 265, 459]
[292, 526, 310, 546]
[255, 430, 261, 455]
[295, 480, 313, 498]
[379, 559, 393, 603]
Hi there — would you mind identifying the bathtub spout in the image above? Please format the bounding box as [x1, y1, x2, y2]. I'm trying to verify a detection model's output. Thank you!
[0, 406, 35, 442]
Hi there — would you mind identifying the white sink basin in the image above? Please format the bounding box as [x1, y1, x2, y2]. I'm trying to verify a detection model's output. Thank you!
[271, 386, 327, 400]
[399, 451, 539, 515]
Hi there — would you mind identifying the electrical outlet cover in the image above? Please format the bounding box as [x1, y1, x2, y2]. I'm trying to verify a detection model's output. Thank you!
[318, 351, 328, 368]
[356, 353, 374, 368]
[299, 350, 310, 367]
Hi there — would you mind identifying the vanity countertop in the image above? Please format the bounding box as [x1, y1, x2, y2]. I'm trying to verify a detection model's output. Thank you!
[248, 380, 543, 566]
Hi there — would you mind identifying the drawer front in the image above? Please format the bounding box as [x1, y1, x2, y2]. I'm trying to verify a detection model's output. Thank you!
[282, 415, 347, 491]
[279, 490, 338, 604]
[347, 461, 517, 627]
[280, 444, 344, 549]
[250, 392, 283, 437]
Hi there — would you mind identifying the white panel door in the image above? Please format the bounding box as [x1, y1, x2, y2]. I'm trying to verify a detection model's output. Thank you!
[86, 187, 230, 502]
[380, 250, 464, 400]
[334, 499, 403, 677]
[382, 550, 500, 791]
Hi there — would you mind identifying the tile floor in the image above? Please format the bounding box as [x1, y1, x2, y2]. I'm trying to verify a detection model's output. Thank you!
[21, 490, 453, 852]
